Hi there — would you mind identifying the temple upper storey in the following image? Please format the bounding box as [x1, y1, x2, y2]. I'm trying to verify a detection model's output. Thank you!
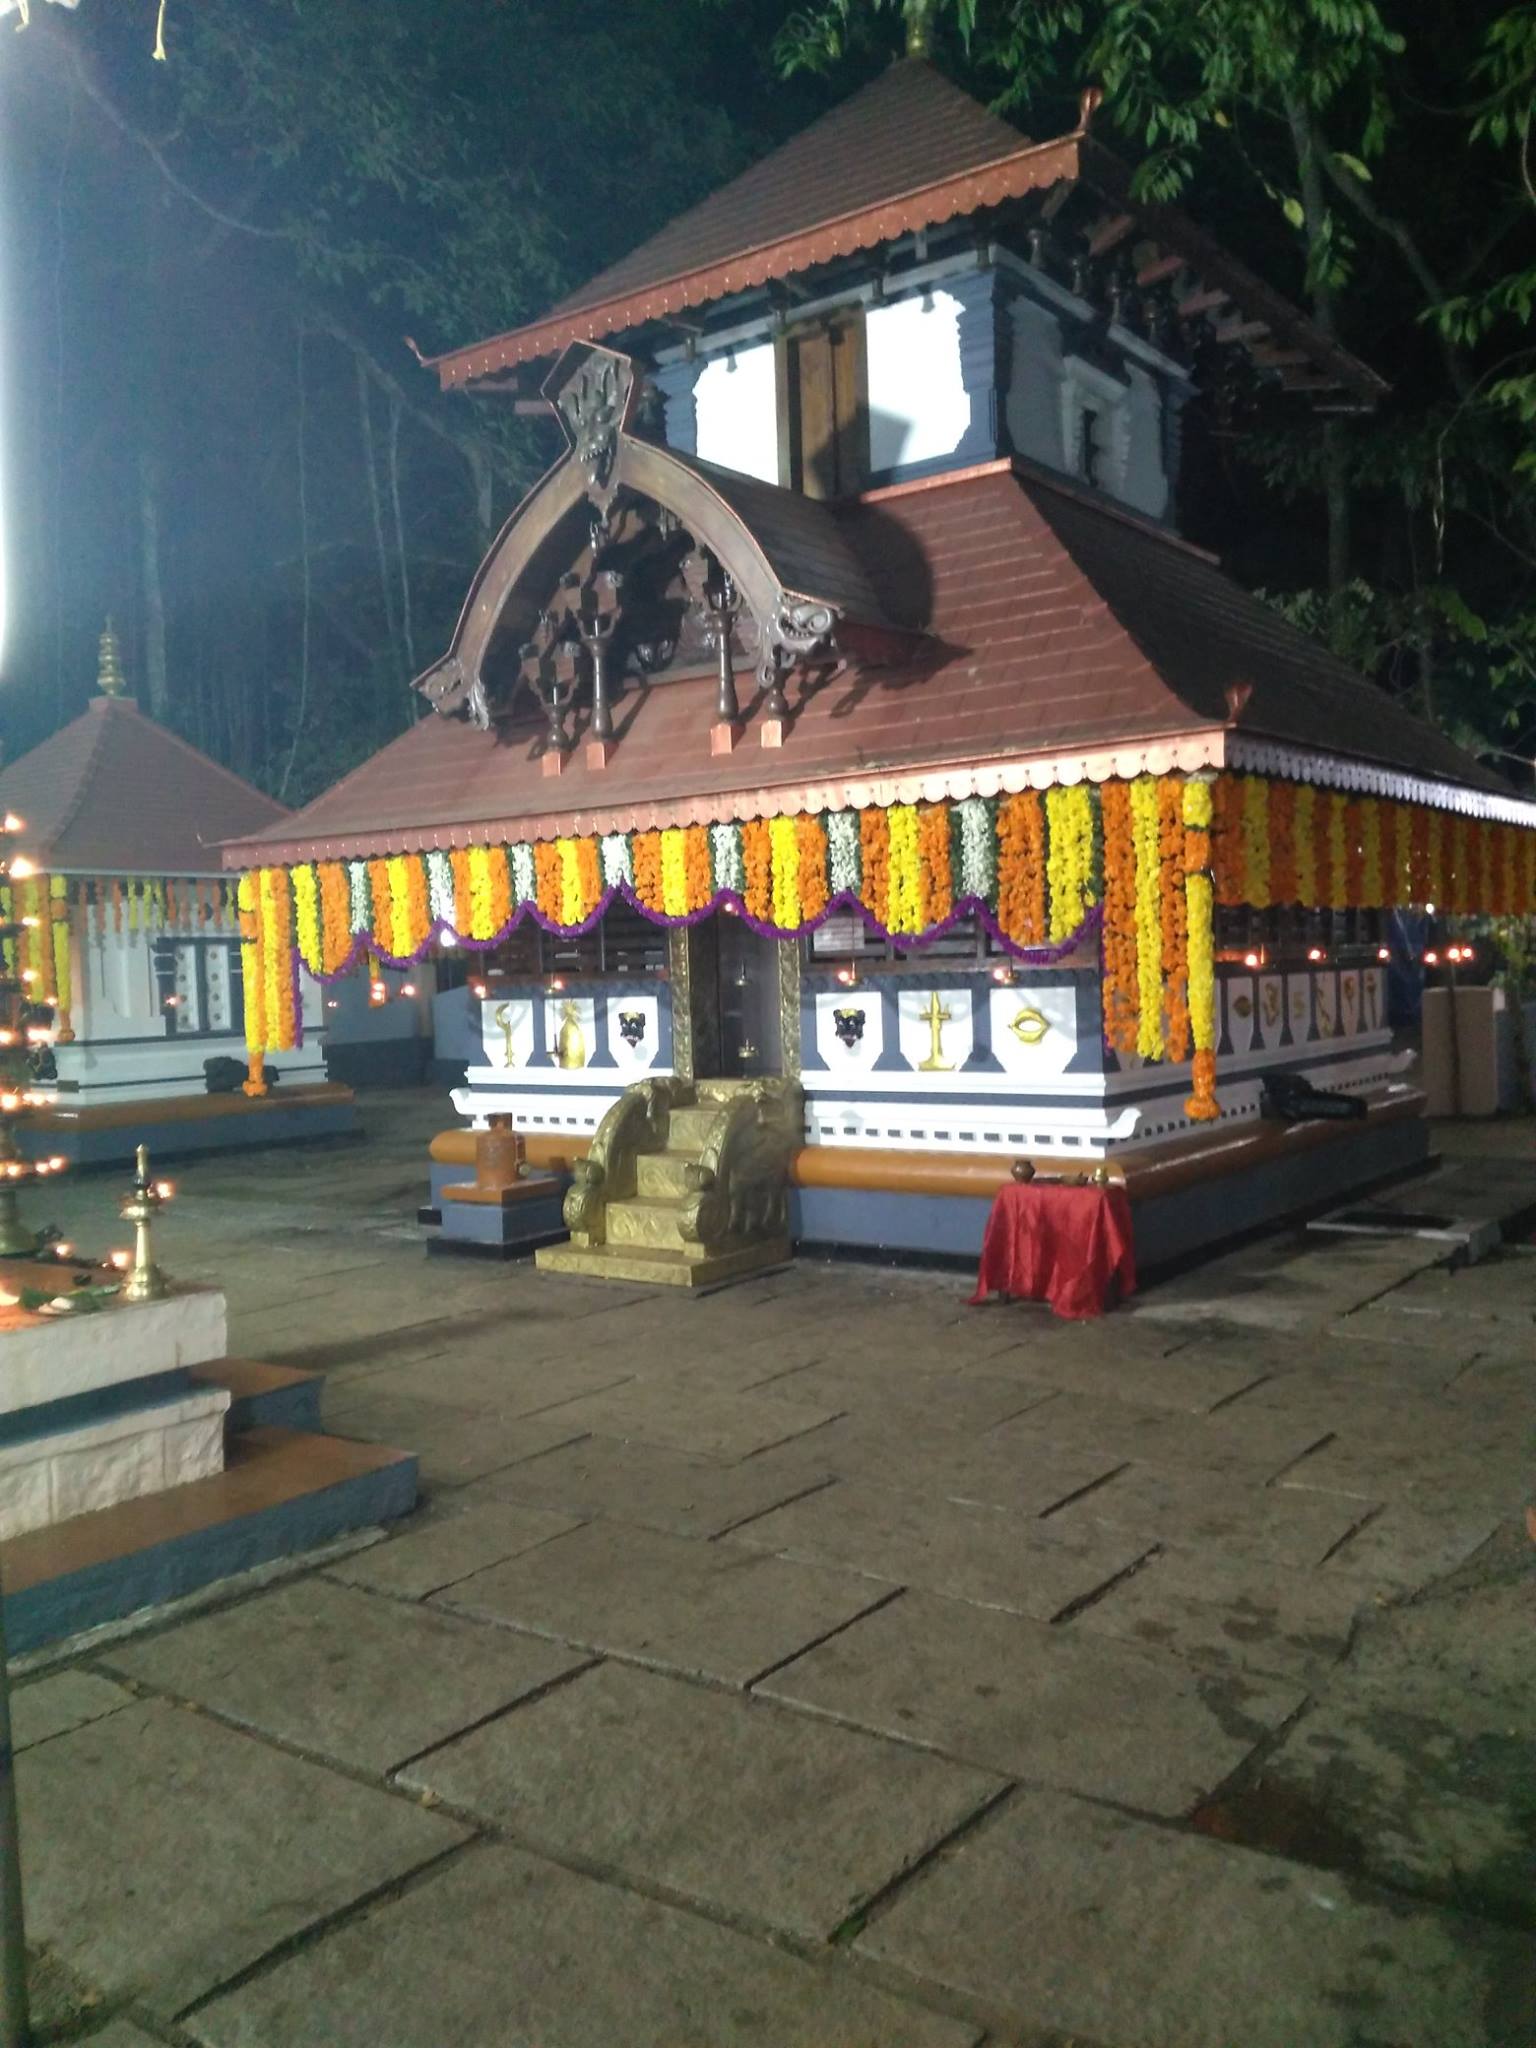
[421, 60, 1383, 536]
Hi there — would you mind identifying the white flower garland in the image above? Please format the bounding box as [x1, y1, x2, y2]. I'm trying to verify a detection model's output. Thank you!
[600, 834, 632, 887]
[709, 821, 744, 896]
[510, 843, 537, 905]
[347, 860, 370, 935]
[956, 797, 995, 902]
[425, 851, 455, 928]
[827, 809, 860, 896]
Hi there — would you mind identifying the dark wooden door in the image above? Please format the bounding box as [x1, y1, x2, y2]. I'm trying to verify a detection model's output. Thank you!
[715, 915, 782, 1077]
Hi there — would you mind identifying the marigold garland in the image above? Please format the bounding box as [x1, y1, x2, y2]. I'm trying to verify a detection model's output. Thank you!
[1129, 777, 1164, 1061]
[1359, 800, 1383, 910]
[886, 804, 924, 936]
[1268, 781, 1298, 906]
[767, 815, 801, 931]
[1182, 780, 1219, 1122]
[795, 814, 829, 921]
[1099, 780, 1138, 1057]
[1158, 778, 1190, 1063]
[532, 841, 561, 926]
[49, 876, 71, 1024]
[260, 866, 295, 1053]
[858, 808, 890, 932]
[1045, 785, 1096, 943]
[1211, 774, 1244, 908]
[918, 803, 952, 927]
[577, 835, 605, 922]
[318, 862, 350, 972]
[1343, 799, 1365, 910]
[237, 872, 266, 1094]
[660, 828, 691, 920]
[292, 864, 323, 975]
[996, 791, 1045, 946]
[1239, 776, 1270, 909]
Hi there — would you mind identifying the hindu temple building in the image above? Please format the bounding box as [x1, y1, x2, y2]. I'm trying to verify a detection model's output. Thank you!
[0, 626, 355, 1164]
[224, 57, 1536, 1281]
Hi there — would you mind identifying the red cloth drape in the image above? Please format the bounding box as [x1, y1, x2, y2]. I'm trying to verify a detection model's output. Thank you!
[970, 1181, 1136, 1320]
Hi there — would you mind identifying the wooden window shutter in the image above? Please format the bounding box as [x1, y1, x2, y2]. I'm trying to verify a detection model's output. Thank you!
[778, 310, 867, 499]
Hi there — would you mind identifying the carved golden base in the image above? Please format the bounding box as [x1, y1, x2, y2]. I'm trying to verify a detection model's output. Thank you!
[535, 1237, 791, 1290]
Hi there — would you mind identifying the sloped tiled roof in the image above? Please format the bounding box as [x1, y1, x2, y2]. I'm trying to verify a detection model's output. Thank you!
[0, 696, 288, 874]
[426, 58, 1383, 403]
[223, 460, 1506, 868]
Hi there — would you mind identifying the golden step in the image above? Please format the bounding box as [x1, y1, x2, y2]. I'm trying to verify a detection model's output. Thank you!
[535, 1238, 791, 1290]
[603, 1197, 690, 1250]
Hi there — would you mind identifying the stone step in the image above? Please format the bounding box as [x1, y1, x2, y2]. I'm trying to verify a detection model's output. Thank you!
[536, 1238, 792, 1291]
[604, 1197, 689, 1250]
[663, 1106, 719, 1153]
[635, 1150, 700, 1200]
[189, 1359, 324, 1436]
[0, 1425, 417, 1656]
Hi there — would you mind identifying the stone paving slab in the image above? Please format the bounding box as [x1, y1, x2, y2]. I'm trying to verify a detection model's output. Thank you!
[1278, 1427, 1530, 1512]
[1066, 1546, 1381, 1685]
[348, 1350, 637, 1416]
[982, 1332, 1265, 1413]
[758, 1590, 1302, 1815]
[759, 1363, 1052, 1434]
[326, 1498, 584, 1599]
[987, 1390, 1329, 1481]
[17, 1698, 465, 2017]
[106, 1578, 589, 1775]
[324, 1389, 589, 1487]
[759, 1411, 1127, 1515]
[525, 1381, 841, 1461]
[854, 1784, 1534, 2048]
[726, 1479, 1149, 1620]
[77, 2023, 165, 2048]
[1319, 1501, 1508, 1591]
[188, 1841, 981, 2048]
[436, 1518, 894, 1687]
[1046, 1460, 1379, 1568]
[401, 1660, 1005, 1942]
[467, 1432, 834, 1538]
[12, 1668, 134, 1752]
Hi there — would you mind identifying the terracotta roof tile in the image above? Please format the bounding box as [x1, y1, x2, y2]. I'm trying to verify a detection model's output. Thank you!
[0, 698, 287, 874]
[225, 463, 1507, 867]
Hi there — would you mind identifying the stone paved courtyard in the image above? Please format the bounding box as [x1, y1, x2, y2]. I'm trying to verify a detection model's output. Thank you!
[10, 1091, 1536, 2046]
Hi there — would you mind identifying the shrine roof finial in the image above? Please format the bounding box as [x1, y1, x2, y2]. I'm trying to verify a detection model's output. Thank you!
[96, 618, 127, 700]
[905, 0, 934, 57]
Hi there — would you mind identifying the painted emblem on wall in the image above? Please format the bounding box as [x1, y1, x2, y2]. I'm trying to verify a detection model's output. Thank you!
[918, 991, 954, 1072]
[1316, 984, 1337, 1038]
[492, 1002, 517, 1067]
[1231, 994, 1253, 1019]
[1262, 982, 1282, 1030]
[1364, 971, 1381, 1032]
[555, 1001, 587, 1070]
[1340, 972, 1360, 1037]
[832, 1007, 866, 1048]
[618, 1010, 647, 1048]
[1008, 1006, 1051, 1046]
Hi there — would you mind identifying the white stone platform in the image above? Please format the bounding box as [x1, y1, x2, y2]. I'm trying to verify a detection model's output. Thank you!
[0, 1276, 231, 1539]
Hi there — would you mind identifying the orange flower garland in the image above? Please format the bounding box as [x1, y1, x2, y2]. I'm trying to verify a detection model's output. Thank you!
[631, 831, 664, 914]
[995, 791, 1045, 946]
[858, 808, 890, 932]
[533, 842, 563, 924]
[367, 858, 392, 953]
[1313, 793, 1334, 911]
[1409, 805, 1432, 903]
[1099, 780, 1138, 1057]
[1268, 781, 1297, 905]
[918, 804, 952, 927]
[576, 835, 605, 922]
[1377, 802, 1400, 908]
[1344, 799, 1365, 910]
[1158, 778, 1190, 1063]
[1211, 774, 1244, 908]
[319, 862, 351, 972]
[795, 814, 829, 921]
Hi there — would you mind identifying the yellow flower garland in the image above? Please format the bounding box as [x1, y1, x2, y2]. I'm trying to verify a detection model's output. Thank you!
[237, 872, 267, 1092]
[1359, 799, 1383, 908]
[49, 876, 71, 1023]
[557, 837, 587, 927]
[660, 827, 692, 919]
[1292, 785, 1317, 907]
[1129, 777, 1164, 1060]
[466, 845, 496, 941]
[292, 864, 323, 975]
[1240, 775, 1270, 909]
[768, 815, 802, 932]
[386, 855, 416, 958]
[1045, 784, 1095, 942]
[886, 804, 923, 936]
[1181, 780, 1219, 1123]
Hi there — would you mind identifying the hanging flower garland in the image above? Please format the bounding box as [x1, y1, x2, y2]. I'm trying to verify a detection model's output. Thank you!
[1239, 776, 1270, 909]
[1182, 779, 1220, 1121]
[709, 821, 743, 899]
[292, 864, 323, 975]
[1158, 777, 1190, 1064]
[1099, 779, 1138, 1057]
[237, 873, 266, 1095]
[1211, 774, 1244, 908]
[49, 876, 72, 1028]
[319, 862, 351, 973]
[996, 790, 1045, 946]
[885, 804, 923, 936]
[660, 828, 692, 919]
[1359, 799, 1383, 910]
[795, 814, 829, 921]
[858, 808, 890, 932]
[1045, 784, 1096, 943]
[260, 867, 296, 1051]
[955, 797, 995, 903]
[918, 803, 952, 927]
[1343, 799, 1365, 909]
[768, 815, 801, 931]
[1129, 776, 1164, 1061]
[632, 831, 665, 915]
[1269, 780, 1298, 906]
[826, 810, 860, 899]
[599, 834, 632, 890]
